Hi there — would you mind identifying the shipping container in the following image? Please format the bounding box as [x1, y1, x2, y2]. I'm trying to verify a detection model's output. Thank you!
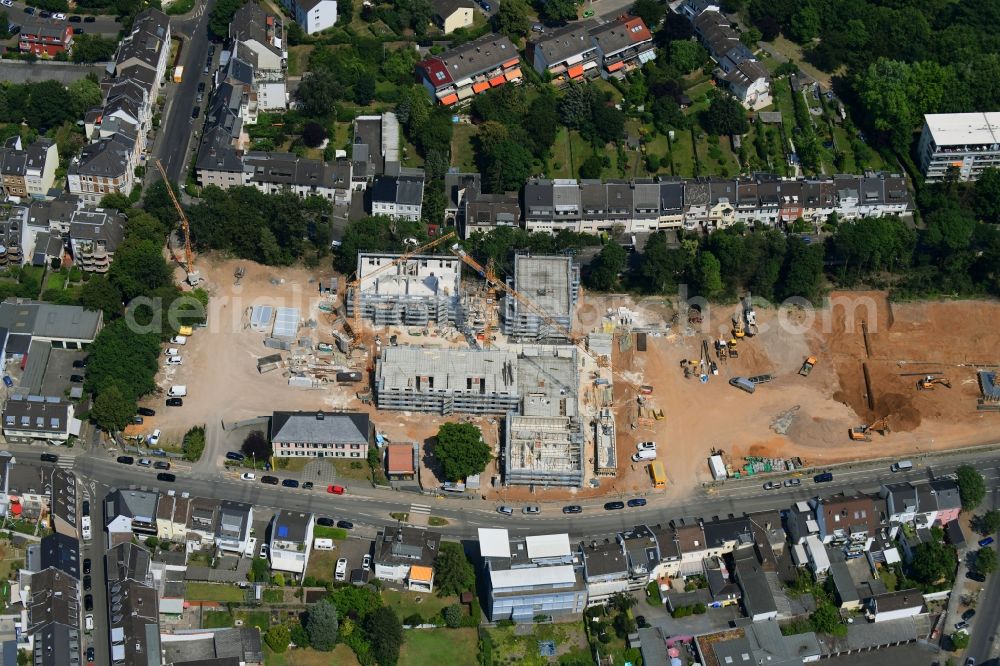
[636, 332, 647, 351]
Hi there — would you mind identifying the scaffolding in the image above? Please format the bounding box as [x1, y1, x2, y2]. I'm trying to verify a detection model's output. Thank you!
[505, 412, 585, 487]
[594, 408, 617, 477]
[502, 255, 580, 341]
[346, 253, 462, 327]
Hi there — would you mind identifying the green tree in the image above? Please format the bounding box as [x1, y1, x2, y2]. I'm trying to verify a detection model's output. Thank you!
[579, 155, 604, 179]
[265, 625, 291, 653]
[639, 233, 690, 293]
[789, 3, 820, 42]
[433, 422, 491, 482]
[524, 92, 559, 159]
[80, 275, 123, 320]
[365, 607, 403, 666]
[957, 465, 986, 510]
[307, 599, 340, 651]
[951, 630, 970, 650]
[68, 78, 102, 116]
[609, 592, 637, 613]
[290, 623, 310, 648]
[250, 557, 270, 583]
[443, 603, 463, 628]
[434, 542, 476, 596]
[85, 319, 161, 403]
[208, 0, 244, 38]
[975, 167, 1000, 224]
[978, 509, 1000, 535]
[810, 602, 846, 636]
[494, 0, 529, 38]
[109, 238, 173, 301]
[631, 0, 664, 28]
[331, 585, 382, 620]
[669, 40, 709, 74]
[586, 242, 628, 291]
[296, 69, 343, 118]
[924, 207, 975, 253]
[483, 140, 534, 194]
[695, 251, 724, 298]
[592, 104, 626, 145]
[71, 34, 118, 63]
[27, 80, 73, 132]
[182, 426, 206, 462]
[538, 0, 576, 22]
[702, 91, 750, 136]
[909, 539, 956, 585]
[975, 547, 998, 576]
[91, 385, 134, 432]
[779, 239, 824, 300]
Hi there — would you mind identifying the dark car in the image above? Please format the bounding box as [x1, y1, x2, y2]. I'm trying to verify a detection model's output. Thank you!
[156, 472, 176, 482]
[39, 10, 50, 17]
[133, 416, 144, 425]
[967, 570, 987, 582]
[813, 472, 834, 483]
[70, 374, 85, 383]
[281, 479, 299, 488]
[562, 505, 583, 514]
[627, 498, 647, 507]
[979, 536, 995, 548]
[83, 15, 95, 21]
[261, 475, 279, 485]
[137, 407, 155, 417]
[154, 461, 170, 470]
[635, 615, 649, 628]
[197, 81, 205, 92]
[40, 453, 59, 463]
[337, 520, 354, 530]
[604, 501, 625, 511]
[82, 500, 89, 516]
[963, 609, 977, 621]
[83, 558, 91, 575]
[317, 517, 335, 527]
[24, 7, 35, 13]
[73, 360, 87, 368]
[225, 451, 245, 461]
[117, 455, 134, 465]
[84, 595, 93, 611]
[302, 481, 314, 490]
[73, 26, 84, 32]
[191, 106, 200, 118]
[166, 397, 183, 406]
[83, 575, 91, 591]
[69, 15, 81, 21]
[86, 647, 94, 663]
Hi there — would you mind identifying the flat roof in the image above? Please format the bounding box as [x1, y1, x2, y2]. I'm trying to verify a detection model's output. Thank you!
[924, 112, 1000, 146]
[378, 346, 518, 394]
[271, 307, 299, 339]
[512, 254, 574, 318]
[356, 253, 461, 299]
[490, 564, 576, 589]
[525, 533, 570, 559]
[478, 528, 511, 558]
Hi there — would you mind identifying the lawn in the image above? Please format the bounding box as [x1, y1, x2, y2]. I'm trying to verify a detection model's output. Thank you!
[0, 542, 24, 581]
[382, 589, 459, 623]
[488, 620, 589, 666]
[399, 628, 478, 666]
[165, 0, 196, 15]
[666, 129, 697, 177]
[313, 525, 347, 540]
[238, 610, 271, 632]
[305, 549, 339, 581]
[185, 583, 247, 603]
[285, 645, 361, 665]
[451, 123, 478, 172]
[287, 45, 314, 77]
[331, 459, 374, 482]
[549, 127, 574, 178]
[202, 610, 235, 628]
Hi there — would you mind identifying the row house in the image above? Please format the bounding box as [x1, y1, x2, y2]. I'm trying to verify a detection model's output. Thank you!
[580, 539, 629, 603]
[880, 478, 961, 528]
[589, 15, 656, 79]
[18, 17, 73, 56]
[690, 9, 770, 109]
[243, 151, 353, 204]
[69, 207, 126, 274]
[352, 113, 401, 184]
[278, 0, 337, 34]
[1, 396, 79, 445]
[0, 137, 59, 200]
[230, 1, 287, 80]
[371, 167, 426, 221]
[155, 493, 191, 542]
[417, 33, 522, 106]
[531, 16, 654, 85]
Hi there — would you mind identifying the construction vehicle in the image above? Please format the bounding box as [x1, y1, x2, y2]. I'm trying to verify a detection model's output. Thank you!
[849, 417, 890, 442]
[732, 314, 745, 338]
[346, 231, 456, 344]
[799, 356, 816, 377]
[917, 375, 952, 390]
[743, 292, 758, 336]
[728, 339, 739, 358]
[153, 160, 200, 286]
[687, 305, 703, 324]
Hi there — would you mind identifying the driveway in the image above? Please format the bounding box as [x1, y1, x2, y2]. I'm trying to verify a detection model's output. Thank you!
[637, 594, 741, 637]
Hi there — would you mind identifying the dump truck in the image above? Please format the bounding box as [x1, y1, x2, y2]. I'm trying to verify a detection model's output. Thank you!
[799, 356, 816, 376]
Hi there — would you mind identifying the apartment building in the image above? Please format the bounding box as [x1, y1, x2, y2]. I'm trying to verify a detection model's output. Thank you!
[243, 151, 353, 203]
[0, 137, 58, 199]
[268, 510, 314, 577]
[479, 528, 587, 621]
[918, 112, 1000, 181]
[417, 33, 522, 105]
[1, 396, 78, 445]
[279, 0, 337, 34]
[216, 501, 254, 554]
[431, 0, 474, 34]
[23, 567, 80, 666]
[814, 492, 880, 547]
[352, 112, 401, 183]
[231, 1, 287, 77]
[105, 489, 159, 537]
[155, 494, 191, 542]
[69, 207, 126, 274]
[49, 469, 78, 538]
[18, 17, 73, 56]
[589, 15, 656, 78]
[105, 542, 161, 666]
[67, 131, 136, 204]
[373, 526, 441, 592]
[691, 9, 770, 108]
[502, 254, 579, 340]
[530, 21, 600, 85]
[347, 253, 462, 326]
[269, 410, 371, 458]
[370, 168, 426, 220]
[580, 540, 629, 603]
[116, 8, 172, 84]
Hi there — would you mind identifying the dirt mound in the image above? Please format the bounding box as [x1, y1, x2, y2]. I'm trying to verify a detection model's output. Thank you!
[876, 392, 922, 431]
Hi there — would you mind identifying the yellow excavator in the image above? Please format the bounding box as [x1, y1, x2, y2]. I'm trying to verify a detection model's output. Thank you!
[849, 417, 890, 442]
[732, 314, 745, 338]
[916, 375, 951, 390]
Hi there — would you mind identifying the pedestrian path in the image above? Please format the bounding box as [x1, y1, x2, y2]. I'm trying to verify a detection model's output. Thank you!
[409, 503, 431, 527]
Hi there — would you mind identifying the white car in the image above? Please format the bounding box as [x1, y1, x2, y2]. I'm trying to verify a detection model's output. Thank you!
[362, 554, 371, 569]
[53, 12, 66, 19]
[335, 558, 348, 581]
[165, 355, 182, 365]
[259, 543, 269, 558]
[636, 441, 656, 451]
[81, 515, 92, 541]
[85, 614, 94, 631]
[0, 1, 13, 8]
[170, 335, 187, 345]
[164, 348, 179, 356]
[147, 429, 161, 446]
[241, 472, 256, 481]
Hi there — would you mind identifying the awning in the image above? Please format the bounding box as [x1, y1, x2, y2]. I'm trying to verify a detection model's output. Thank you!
[472, 81, 491, 93]
[504, 68, 522, 81]
[409, 565, 434, 582]
[607, 61, 625, 72]
[568, 64, 585, 78]
[456, 86, 475, 100]
[439, 93, 459, 106]
[502, 58, 519, 68]
[489, 75, 506, 87]
[10, 504, 21, 516]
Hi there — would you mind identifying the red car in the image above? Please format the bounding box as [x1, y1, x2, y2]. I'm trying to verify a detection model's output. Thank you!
[327, 485, 345, 495]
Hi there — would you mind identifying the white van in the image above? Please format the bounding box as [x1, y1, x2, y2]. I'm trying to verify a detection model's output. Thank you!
[244, 537, 257, 558]
[314, 538, 335, 551]
[335, 558, 348, 581]
[168, 385, 187, 397]
[81, 515, 92, 541]
[890, 460, 913, 472]
[631, 449, 657, 462]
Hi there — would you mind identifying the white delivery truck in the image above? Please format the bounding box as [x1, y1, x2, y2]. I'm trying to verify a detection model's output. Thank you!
[168, 385, 187, 397]
[631, 449, 657, 462]
[890, 460, 913, 472]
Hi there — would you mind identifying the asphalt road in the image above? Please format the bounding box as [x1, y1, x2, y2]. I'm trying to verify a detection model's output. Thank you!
[967, 486, 1000, 664]
[7, 0, 122, 35]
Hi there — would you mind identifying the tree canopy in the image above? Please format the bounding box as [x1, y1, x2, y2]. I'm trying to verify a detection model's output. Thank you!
[306, 599, 339, 651]
[433, 423, 491, 482]
[365, 607, 403, 666]
[434, 542, 476, 597]
[957, 465, 986, 510]
[242, 431, 272, 461]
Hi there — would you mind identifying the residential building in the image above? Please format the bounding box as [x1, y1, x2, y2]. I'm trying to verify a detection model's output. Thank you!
[243, 152, 353, 203]
[370, 168, 426, 220]
[702, 556, 741, 606]
[0, 138, 58, 198]
[804, 535, 830, 575]
[0, 453, 12, 518]
[373, 526, 441, 592]
[0, 138, 28, 200]
[479, 528, 587, 621]
[67, 133, 136, 205]
[417, 34, 522, 105]
[23, 567, 80, 666]
[618, 525, 660, 587]
[502, 254, 579, 341]
[230, 1, 286, 77]
[815, 492, 879, 546]
[105, 542, 161, 666]
[530, 21, 600, 85]
[105, 488, 160, 537]
[589, 15, 656, 79]
[155, 494, 191, 542]
[1, 396, 79, 445]
[461, 188, 520, 238]
[270, 411, 371, 458]
[722, 59, 771, 109]
[680, 0, 720, 19]
[691, 10, 770, 109]
[159, 628, 263, 664]
[732, 546, 777, 621]
[115, 8, 172, 84]
[216, 501, 254, 555]
[49, 469, 77, 538]
[867, 589, 924, 622]
[186, 497, 220, 549]
[431, 0, 474, 34]
[279, 0, 337, 34]
[69, 208, 127, 274]
[29, 533, 80, 579]
[268, 510, 314, 576]
[672, 522, 710, 576]
[579, 539, 629, 603]
[18, 17, 73, 56]
[347, 253, 462, 326]
[647, 524, 683, 578]
[704, 622, 821, 666]
[880, 483, 919, 525]
[702, 515, 754, 556]
[351, 113, 400, 183]
[444, 171, 480, 224]
[149, 555, 187, 615]
[926, 478, 961, 526]
[376, 346, 520, 414]
[385, 443, 418, 480]
[6, 464, 52, 521]
[918, 112, 1000, 181]
[829, 560, 862, 610]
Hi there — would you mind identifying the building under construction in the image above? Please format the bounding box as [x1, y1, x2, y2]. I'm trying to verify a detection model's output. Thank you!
[504, 346, 585, 487]
[375, 346, 520, 415]
[346, 253, 462, 326]
[503, 254, 580, 341]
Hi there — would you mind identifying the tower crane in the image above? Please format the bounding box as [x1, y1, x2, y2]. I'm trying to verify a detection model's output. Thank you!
[346, 231, 457, 343]
[154, 160, 200, 286]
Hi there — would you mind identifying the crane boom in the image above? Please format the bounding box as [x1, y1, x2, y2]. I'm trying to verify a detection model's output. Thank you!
[153, 160, 199, 285]
[347, 231, 457, 342]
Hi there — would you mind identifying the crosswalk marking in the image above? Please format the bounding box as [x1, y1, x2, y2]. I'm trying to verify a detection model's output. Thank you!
[410, 504, 431, 515]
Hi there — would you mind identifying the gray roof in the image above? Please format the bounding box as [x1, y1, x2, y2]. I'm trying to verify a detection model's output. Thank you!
[270, 411, 370, 445]
[70, 209, 126, 252]
[38, 533, 80, 579]
[428, 33, 519, 84]
[830, 560, 860, 604]
[69, 134, 133, 178]
[2, 395, 71, 435]
[533, 20, 598, 65]
[271, 510, 312, 543]
[444, 172, 480, 210]
[375, 525, 441, 567]
[196, 126, 243, 174]
[0, 299, 102, 342]
[20, 16, 69, 40]
[929, 478, 961, 511]
[107, 489, 159, 524]
[50, 469, 78, 530]
[230, 1, 281, 56]
[733, 548, 776, 618]
[580, 540, 627, 578]
[217, 501, 252, 541]
[431, 0, 474, 19]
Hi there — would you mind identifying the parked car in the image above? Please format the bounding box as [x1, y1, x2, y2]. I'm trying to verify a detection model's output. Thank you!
[0, 1, 14, 7]
[261, 475, 279, 485]
[40, 453, 59, 463]
[85, 614, 93, 631]
[84, 15, 95, 21]
[83, 575, 91, 591]
[362, 554, 371, 569]
[327, 485, 345, 495]
[337, 520, 354, 530]
[302, 481, 314, 490]
[627, 498, 647, 507]
[335, 558, 347, 581]
[604, 501, 625, 511]
[170, 335, 187, 345]
[226, 451, 245, 461]
[73, 359, 87, 368]
[69, 15, 81, 21]
[636, 441, 656, 451]
[164, 348, 179, 356]
[39, 10, 51, 17]
[281, 479, 299, 488]
[191, 106, 201, 118]
[83, 558, 91, 575]
[496, 506, 514, 516]
[84, 595, 93, 611]
[955, 621, 969, 631]
[82, 500, 89, 516]
[157, 472, 175, 482]
[137, 407, 155, 416]
[53, 12, 65, 18]
[165, 355, 182, 365]
[240, 472, 256, 481]
[147, 430, 161, 446]
[317, 517, 335, 527]
[259, 543, 268, 558]
[23, 7, 35, 13]
[117, 456, 134, 465]
[783, 478, 802, 487]
[813, 472, 834, 483]
[165, 397, 183, 406]
[2, 376, 12, 387]
[133, 416, 144, 425]
[86, 646, 94, 663]
[137, 458, 151, 467]
[763, 481, 780, 490]
[963, 609, 977, 621]
[153, 461, 170, 470]
[562, 505, 583, 514]
[979, 536, 995, 547]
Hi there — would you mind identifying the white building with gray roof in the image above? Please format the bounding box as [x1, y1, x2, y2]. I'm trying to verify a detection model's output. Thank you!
[269, 410, 371, 458]
[347, 252, 462, 327]
[268, 510, 314, 576]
